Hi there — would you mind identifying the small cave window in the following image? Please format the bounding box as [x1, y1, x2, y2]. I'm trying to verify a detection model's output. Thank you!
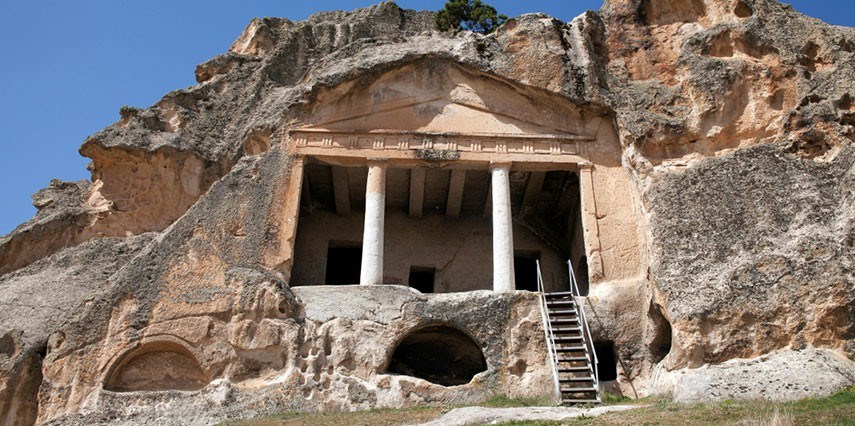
[514, 251, 540, 291]
[326, 242, 362, 285]
[575, 256, 589, 296]
[105, 342, 208, 392]
[594, 341, 618, 382]
[649, 304, 673, 363]
[387, 325, 487, 386]
[409, 266, 436, 293]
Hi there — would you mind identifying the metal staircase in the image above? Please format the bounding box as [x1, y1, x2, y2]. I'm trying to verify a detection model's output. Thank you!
[536, 260, 600, 405]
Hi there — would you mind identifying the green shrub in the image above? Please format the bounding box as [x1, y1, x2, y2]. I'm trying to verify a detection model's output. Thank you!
[435, 0, 507, 34]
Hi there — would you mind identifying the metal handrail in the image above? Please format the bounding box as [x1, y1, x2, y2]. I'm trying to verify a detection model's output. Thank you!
[568, 259, 600, 401]
[536, 260, 562, 401]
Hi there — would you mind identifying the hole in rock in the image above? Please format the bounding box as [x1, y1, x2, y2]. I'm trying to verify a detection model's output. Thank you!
[648, 304, 673, 363]
[734, 0, 753, 17]
[409, 266, 436, 293]
[575, 256, 590, 296]
[705, 30, 735, 57]
[514, 251, 540, 291]
[243, 129, 272, 156]
[105, 342, 209, 392]
[838, 94, 852, 111]
[0, 334, 16, 357]
[325, 242, 362, 285]
[594, 341, 618, 381]
[387, 325, 487, 386]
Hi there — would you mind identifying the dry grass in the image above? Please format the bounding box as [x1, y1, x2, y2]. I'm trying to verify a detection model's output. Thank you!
[218, 406, 444, 426]
[500, 386, 855, 426]
[219, 387, 855, 426]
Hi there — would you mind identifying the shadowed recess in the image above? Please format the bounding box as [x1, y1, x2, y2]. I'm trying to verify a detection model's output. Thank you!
[387, 325, 487, 386]
[105, 341, 209, 392]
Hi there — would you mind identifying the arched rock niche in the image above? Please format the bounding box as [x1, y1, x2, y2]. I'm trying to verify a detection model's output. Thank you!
[104, 341, 209, 392]
[386, 325, 487, 386]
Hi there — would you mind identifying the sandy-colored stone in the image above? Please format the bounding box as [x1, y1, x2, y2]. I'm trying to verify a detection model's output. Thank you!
[415, 404, 639, 426]
[0, 0, 852, 424]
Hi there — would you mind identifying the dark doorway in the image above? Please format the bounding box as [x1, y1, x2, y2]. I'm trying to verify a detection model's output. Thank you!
[514, 252, 540, 291]
[387, 325, 487, 386]
[594, 341, 618, 381]
[326, 243, 362, 285]
[575, 256, 589, 296]
[409, 266, 436, 293]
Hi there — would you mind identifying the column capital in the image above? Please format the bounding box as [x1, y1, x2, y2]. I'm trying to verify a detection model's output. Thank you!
[577, 161, 594, 170]
[489, 161, 512, 171]
[366, 157, 388, 167]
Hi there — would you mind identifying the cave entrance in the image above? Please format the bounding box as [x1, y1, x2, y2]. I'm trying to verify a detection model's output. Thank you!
[386, 325, 487, 386]
[594, 341, 618, 382]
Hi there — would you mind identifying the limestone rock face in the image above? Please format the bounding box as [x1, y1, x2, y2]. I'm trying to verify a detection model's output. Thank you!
[0, 0, 853, 424]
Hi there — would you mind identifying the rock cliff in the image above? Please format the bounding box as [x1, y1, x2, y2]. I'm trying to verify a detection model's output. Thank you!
[0, 0, 852, 424]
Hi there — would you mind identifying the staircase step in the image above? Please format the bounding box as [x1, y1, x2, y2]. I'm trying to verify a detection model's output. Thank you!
[552, 327, 583, 333]
[546, 300, 577, 307]
[553, 336, 584, 342]
[557, 366, 592, 373]
[545, 292, 575, 298]
[549, 317, 580, 324]
[555, 346, 587, 352]
[556, 356, 590, 362]
[560, 387, 598, 393]
[559, 376, 595, 382]
[548, 309, 578, 316]
[562, 399, 600, 404]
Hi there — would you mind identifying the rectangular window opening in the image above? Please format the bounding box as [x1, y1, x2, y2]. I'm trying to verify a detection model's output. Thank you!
[514, 251, 540, 292]
[326, 241, 362, 285]
[408, 266, 436, 293]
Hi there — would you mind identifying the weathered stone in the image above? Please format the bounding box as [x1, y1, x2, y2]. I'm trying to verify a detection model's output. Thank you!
[0, 0, 852, 424]
[651, 348, 855, 402]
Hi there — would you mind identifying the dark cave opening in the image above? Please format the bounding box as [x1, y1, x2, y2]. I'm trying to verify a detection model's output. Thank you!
[325, 243, 362, 285]
[649, 304, 673, 363]
[386, 325, 487, 386]
[575, 256, 589, 296]
[594, 341, 618, 382]
[409, 266, 436, 293]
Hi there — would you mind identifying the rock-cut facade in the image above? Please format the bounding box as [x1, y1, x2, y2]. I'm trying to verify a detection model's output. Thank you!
[0, 0, 853, 424]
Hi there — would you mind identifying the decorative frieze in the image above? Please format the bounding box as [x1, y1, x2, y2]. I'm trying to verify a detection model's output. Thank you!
[288, 129, 592, 161]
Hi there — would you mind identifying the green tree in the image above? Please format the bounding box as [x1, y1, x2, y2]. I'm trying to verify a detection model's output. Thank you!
[435, 0, 508, 34]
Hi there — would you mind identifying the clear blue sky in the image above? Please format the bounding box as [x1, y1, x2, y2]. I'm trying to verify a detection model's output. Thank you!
[0, 1, 851, 236]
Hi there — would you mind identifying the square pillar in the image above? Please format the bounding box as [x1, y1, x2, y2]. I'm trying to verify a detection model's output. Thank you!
[360, 160, 387, 285]
[578, 162, 604, 282]
[490, 162, 515, 292]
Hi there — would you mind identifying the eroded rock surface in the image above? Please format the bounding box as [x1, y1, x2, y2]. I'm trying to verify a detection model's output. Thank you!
[0, 0, 853, 424]
[652, 348, 855, 402]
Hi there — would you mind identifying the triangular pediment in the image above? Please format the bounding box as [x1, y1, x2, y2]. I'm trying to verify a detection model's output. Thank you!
[300, 61, 601, 139]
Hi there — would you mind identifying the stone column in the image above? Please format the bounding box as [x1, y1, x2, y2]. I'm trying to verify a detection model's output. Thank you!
[360, 160, 387, 285]
[490, 162, 515, 292]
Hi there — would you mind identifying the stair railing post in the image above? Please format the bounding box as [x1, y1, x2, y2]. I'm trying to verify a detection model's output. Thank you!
[536, 260, 562, 402]
[568, 259, 600, 402]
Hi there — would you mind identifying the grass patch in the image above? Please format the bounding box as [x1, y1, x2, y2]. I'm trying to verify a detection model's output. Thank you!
[481, 395, 557, 408]
[220, 387, 855, 426]
[218, 406, 444, 426]
[549, 386, 855, 426]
